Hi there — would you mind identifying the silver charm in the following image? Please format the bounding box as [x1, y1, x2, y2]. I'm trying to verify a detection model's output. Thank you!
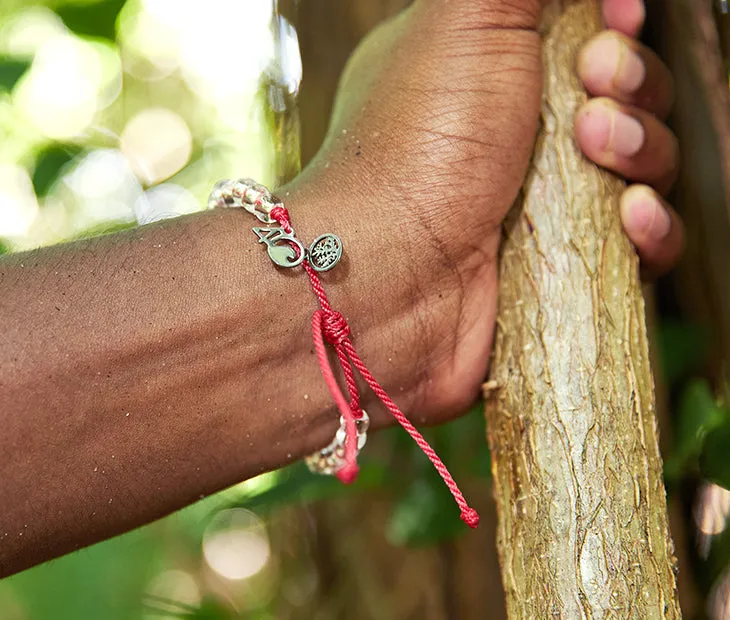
[253, 227, 305, 268]
[305, 411, 370, 475]
[210, 178, 344, 272]
[308, 234, 343, 272]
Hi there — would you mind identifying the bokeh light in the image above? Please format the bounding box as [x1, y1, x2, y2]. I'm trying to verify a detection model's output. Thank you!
[202, 509, 271, 581]
[63, 148, 141, 229]
[135, 183, 200, 225]
[0, 0, 288, 252]
[117, 0, 180, 81]
[120, 108, 193, 185]
[695, 482, 730, 559]
[709, 565, 730, 620]
[14, 35, 121, 140]
[0, 7, 67, 58]
[0, 164, 38, 238]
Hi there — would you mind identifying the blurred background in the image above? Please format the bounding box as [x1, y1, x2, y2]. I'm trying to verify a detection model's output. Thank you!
[1, 0, 730, 618]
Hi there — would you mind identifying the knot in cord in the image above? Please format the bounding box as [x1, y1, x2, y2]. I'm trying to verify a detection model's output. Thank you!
[460, 507, 480, 529]
[270, 206, 291, 232]
[322, 310, 350, 346]
[336, 462, 360, 485]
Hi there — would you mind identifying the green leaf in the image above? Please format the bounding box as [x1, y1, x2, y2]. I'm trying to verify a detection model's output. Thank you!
[56, 0, 127, 41]
[701, 419, 730, 490]
[32, 144, 82, 197]
[192, 598, 234, 620]
[0, 58, 30, 91]
[421, 404, 492, 479]
[658, 320, 710, 384]
[142, 594, 233, 619]
[0, 526, 160, 620]
[666, 378, 727, 483]
[224, 462, 387, 515]
[386, 474, 465, 547]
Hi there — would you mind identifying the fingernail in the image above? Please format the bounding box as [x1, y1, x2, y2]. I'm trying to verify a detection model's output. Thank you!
[615, 46, 646, 94]
[581, 36, 645, 95]
[609, 108, 645, 157]
[580, 104, 645, 157]
[622, 189, 671, 241]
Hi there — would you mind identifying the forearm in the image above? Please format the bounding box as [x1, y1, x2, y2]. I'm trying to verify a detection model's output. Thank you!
[0, 178, 423, 577]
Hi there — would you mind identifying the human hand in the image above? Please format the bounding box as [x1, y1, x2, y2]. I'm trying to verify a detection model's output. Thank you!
[291, 0, 681, 427]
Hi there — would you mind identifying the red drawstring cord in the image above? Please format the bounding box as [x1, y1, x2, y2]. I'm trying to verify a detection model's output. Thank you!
[270, 206, 479, 528]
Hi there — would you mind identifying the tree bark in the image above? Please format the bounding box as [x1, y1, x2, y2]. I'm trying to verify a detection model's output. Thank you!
[484, 2, 682, 617]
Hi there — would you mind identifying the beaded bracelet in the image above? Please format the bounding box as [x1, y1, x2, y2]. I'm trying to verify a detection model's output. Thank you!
[208, 179, 479, 528]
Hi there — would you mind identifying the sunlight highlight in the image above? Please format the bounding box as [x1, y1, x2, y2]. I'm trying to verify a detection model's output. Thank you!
[0, 165, 38, 238]
[202, 509, 270, 581]
[121, 109, 193, 185]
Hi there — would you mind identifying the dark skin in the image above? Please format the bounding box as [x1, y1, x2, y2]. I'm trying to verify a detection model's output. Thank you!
[0, 0, 682, 577]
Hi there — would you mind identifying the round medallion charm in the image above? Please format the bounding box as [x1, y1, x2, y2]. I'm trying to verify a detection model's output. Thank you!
[308, 234, 343, 272]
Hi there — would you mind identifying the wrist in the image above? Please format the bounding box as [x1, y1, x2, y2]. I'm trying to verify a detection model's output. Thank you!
[277, 176, 421, 428]
[266, 175, 482, 522]
[280, 168, 499, 429]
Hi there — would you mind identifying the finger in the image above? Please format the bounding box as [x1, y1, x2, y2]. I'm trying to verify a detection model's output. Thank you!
[575, 98, 679, 195]
[602, 0, 645, 38]
[578, 32, 674, 119]
[620, 185, 685, 278]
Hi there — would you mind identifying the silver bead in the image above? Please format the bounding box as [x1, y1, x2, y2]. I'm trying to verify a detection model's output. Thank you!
[305, 410, 370, 476]
[207, 179, 236, 209]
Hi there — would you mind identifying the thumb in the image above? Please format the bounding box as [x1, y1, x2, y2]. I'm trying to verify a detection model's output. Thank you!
[418, 0, 542, 31]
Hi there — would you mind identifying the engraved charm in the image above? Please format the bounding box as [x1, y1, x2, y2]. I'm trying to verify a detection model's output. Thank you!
[253, 227, 305, 268]
[308, 234, 343, 272]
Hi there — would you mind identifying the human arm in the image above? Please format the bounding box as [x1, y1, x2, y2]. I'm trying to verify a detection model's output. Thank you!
[0, 0, 681, 577]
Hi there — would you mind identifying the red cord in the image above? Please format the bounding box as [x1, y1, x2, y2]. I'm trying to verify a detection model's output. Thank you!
[271, 206, 479, 528]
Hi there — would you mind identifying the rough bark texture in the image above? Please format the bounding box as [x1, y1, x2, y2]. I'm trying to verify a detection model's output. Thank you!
[484, 2, 682, 617]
